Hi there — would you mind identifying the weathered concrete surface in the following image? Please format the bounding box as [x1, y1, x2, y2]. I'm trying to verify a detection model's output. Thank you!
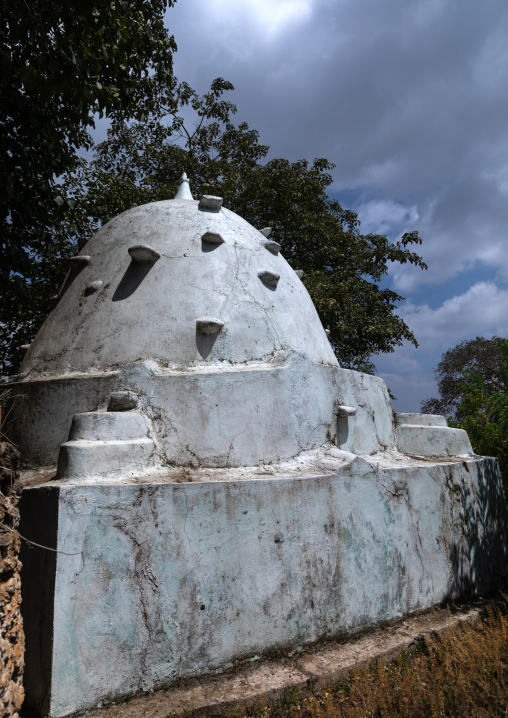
[7, 358, 398, 470]
[57, 411, 157, 481]
[19, 200, 337, 375]
[4, 372, 118, 468]
[395, 412, 448, 427]
[395, 412, 473, 457]
[74, 600, 488, 718]
[1, 193, 476, 471]
[394, 412, 473, 457]
[396, 424, 473, 457]
[5, 187, 507, 718]
[19, 452, 508, 717]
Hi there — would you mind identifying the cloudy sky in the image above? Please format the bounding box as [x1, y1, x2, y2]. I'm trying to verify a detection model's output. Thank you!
[162, 0, 508, 411]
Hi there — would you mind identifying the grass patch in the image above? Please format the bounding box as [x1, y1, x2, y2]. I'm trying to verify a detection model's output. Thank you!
[242, 600, 508, 718]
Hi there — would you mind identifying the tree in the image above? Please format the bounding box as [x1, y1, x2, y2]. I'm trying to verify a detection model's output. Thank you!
[0, 78, 427, 373]
[0, 203, 90, 374]
[421, 336, 507, 420]
[422, 336, 508, 490]
[0, 0, 177, 287]
[446, 340, 508, 490]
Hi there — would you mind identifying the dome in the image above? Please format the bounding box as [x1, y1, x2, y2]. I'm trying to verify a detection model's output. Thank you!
[21, 178, 337, 377]
[7, 175, 357, 470]
[4, 175, 473, 475]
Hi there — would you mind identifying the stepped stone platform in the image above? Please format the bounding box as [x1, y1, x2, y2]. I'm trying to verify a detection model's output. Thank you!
[4, 176, 507, 717]
[18, 449, 508, 717]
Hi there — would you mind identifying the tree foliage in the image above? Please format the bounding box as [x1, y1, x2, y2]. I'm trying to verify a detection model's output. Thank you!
[0, 204, 89, 374]
[0, 0, 177, 285]
[453, 342, 508, 489]
[421, 336, 507, 420]
[0, 77, 427, 374]
[422, 336, 508, 490]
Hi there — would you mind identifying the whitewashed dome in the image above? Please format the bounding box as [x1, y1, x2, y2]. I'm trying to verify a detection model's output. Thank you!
[5, 176, 475, 473]
[21, 174, 338, 377]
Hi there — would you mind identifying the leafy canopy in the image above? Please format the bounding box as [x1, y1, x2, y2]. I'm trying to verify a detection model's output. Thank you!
[421, 336, 507, 420]
[422, 336, 508, 490]
[67, 78, 426, 369]
[452, 341, 508, 490]
[0, 0, 177, 284]
[0, 77, 427, 374]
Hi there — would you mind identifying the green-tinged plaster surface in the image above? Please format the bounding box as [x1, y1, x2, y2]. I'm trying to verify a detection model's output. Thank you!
[19, 455, 508, 717]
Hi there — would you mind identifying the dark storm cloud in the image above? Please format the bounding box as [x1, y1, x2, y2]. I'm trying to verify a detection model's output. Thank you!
[165, 0, 508, 409]
[170, 0, 508, 284]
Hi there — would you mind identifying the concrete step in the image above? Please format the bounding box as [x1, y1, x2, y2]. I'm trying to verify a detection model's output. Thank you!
[69, 411, 152, 441]
[395, 412, 448, 427]
[396, 424, 473, 457]
[57, 438, 156, 480]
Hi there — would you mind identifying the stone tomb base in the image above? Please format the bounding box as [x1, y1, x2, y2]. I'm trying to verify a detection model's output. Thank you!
[20, 451, 508, 717]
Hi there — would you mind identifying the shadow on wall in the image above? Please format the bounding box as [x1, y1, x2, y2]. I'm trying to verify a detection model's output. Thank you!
[196, 328, 221, 359]
[18, 487, 59, 718]
[113, 258, 158, 301]
[52, 264, 86, 307]
[448, 458, 508, 597]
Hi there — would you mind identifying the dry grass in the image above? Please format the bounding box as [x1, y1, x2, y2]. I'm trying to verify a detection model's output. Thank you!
[246, 601, 508, 718]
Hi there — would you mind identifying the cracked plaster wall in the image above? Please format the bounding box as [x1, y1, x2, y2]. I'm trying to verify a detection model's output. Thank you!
[20, 455, 508, 717]
[8, 358, 397, 469]
[18, 201, 337, 376]
[4, 196, 415, 472]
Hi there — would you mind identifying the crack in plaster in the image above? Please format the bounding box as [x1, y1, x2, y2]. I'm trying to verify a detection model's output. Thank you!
[229, 245, 285, 352]
[110, 489, 167, 691]
[378, 467, 433, 590]
[217, 245, 242, 319]
[180, 484, 192, 550]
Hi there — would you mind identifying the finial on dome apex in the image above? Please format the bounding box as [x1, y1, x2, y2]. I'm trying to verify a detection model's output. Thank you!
[174, 171, 193, 200]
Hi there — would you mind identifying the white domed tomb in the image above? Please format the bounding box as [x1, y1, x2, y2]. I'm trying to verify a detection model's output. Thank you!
[7, 175, 508, 717]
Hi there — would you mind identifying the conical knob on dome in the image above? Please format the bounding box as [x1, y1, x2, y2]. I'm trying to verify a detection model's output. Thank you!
[174, 172, 193, 200]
